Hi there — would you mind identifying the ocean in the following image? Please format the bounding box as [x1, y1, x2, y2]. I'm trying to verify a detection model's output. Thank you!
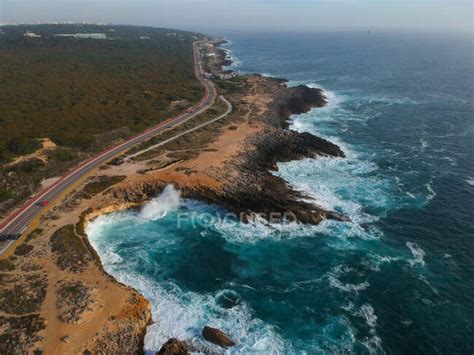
[87, 31, 474, 353]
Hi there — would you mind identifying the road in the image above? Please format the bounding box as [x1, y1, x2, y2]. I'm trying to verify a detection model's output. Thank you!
[0, 40, 217, 256]
[127, 95, 232, 160]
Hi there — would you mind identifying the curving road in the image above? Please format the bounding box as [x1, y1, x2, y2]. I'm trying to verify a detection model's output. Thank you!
[0, 40, 216, 256]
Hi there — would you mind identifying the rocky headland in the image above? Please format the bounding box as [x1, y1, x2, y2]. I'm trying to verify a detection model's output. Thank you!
[110, 46, 348, 224]
[0, 38, 347, 353]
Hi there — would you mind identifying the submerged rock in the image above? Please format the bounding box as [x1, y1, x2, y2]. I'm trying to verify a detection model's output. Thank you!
[202, 326, 236, 348]
[157, 338, 188, 355]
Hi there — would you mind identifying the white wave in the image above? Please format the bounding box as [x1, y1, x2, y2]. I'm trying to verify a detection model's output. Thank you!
[102, 249, 124, 265]
[220, 46, 242, 69]
[327, 264, 370, 294]
[358, 304, 377, 328]
[272, 82, 400, 246]
[102, 269, 285, 354]
[357, 304, 384, 354]
[341, 303, 383, 353]
[361, 334, 384, 355]
[466, 178, 474, 187]
[366, 95, 419, 106]
[261, 72, 276, 78]
[86, 210, 137, 240]
[406, 242, 426, 267]
[139, 185, 181, 221]
[276, 156, 386, 226]
[329, 276, 370, 293]
[420, 138, 429, 152]
[441, 156, 457, 166]
[306, 82, 345, 110]
[425, 181, 436, 202]
[365, 254, 402, 271]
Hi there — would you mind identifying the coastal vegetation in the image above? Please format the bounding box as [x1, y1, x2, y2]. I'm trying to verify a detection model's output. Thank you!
[50, 224, 91, 273]
[56, 280, 95, 324]
[83, 175, 127, 195]
[0, 272, 47, 315]
[0, 258, 15, 271]
[0, 315, 46, 353]
[128, 95, 230, 160]
[0, 34, 352, 353]
[0, 23, 203, 216]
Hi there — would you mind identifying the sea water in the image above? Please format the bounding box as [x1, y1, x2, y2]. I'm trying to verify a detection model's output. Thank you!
[87, 31, 474, 353]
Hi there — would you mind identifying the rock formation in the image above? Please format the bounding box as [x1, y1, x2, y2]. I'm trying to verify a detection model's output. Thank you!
[202, 326, 236, 348]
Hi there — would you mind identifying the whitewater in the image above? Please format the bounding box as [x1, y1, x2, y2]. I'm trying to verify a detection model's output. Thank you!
[88, 31, 474, 353]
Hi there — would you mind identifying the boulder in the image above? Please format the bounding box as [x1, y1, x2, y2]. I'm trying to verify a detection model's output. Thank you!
[157, 338, 188, 355]
[202, 326, 235, 348]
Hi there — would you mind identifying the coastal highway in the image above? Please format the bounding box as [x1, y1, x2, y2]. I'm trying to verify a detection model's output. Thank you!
[0, 40, 216, 256]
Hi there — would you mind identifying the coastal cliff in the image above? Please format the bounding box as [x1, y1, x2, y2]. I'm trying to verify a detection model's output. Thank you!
[0, 38, 347, 353]
[74, 39, 349, 351]
[109, 72, 347, 224]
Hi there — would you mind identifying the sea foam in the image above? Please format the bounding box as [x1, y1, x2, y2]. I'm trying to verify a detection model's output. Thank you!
[406, 241, 426, 267]
[139, 185, 181, 221]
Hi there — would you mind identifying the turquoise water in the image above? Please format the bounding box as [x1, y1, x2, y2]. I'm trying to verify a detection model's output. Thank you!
[88, 32, 474, 353]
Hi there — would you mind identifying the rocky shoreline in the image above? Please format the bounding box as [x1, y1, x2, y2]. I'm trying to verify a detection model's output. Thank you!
[0, 37, 349, 354]
[188, 79, 348, 224]
[111, 40, 348, 226]
[79, 39, 349, 353]
[109, 79, 348, 225]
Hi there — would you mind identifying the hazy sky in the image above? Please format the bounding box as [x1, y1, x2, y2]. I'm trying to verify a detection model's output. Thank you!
[1, 0, 472, 34]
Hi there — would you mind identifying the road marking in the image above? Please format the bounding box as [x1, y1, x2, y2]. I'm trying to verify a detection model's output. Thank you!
[0, 39, 217, 256]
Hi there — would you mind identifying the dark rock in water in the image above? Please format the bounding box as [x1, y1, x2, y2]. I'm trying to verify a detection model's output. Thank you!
[202, 326, 236, 348]
[110, 73, 350, 225]
[183, 127, 349, 225]
[284, 85, 327, 116]
[216, 290, 241, 309]
[157, 338, 188, 355]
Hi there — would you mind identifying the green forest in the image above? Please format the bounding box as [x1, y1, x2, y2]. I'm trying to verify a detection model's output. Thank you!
[0, 24, 204, 210]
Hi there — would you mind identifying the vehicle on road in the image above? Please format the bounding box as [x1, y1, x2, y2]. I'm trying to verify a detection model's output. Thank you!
[0, 40, 214, 257]
[0, 234, 21, 241]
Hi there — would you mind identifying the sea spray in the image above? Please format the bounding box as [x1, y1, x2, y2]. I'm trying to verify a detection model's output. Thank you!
[88, 33, 474, 353]
[140, 185, 181, 221]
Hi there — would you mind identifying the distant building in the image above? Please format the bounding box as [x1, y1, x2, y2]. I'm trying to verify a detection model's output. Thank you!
[55, 33, 107, 40]
[24, 31, 41, 38]
[218, 72, 237, 80]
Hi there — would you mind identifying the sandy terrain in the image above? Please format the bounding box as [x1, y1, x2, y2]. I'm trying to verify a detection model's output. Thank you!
[0, 40, 342, 353]
[0, 71, 268, 353]
[8, 138, 57, 167]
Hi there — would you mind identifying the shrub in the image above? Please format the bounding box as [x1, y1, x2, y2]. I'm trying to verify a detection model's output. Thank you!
[0, 259, 15, 271]
[50, 225, 90, 273]
[83, 175, 126, 195]
[0, 189, 12, 203]
[14, 244, 34, 256]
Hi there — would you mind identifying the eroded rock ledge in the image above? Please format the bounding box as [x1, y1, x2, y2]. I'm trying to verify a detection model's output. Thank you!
[110, 77, 348, 224]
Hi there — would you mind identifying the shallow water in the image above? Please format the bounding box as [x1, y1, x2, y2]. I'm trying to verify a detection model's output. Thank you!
[88, 31, 474, 353]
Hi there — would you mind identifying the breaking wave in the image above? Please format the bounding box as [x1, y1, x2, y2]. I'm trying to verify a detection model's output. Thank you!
[139, 185, 181, 221]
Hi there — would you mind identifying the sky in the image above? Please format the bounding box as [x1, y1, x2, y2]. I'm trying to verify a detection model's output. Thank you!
[0, 0, 472, 34]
